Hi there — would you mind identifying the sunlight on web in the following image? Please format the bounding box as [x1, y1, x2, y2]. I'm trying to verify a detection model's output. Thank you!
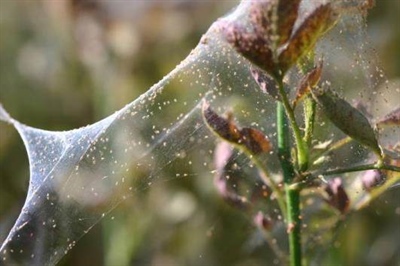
[0, 0, 398, 265]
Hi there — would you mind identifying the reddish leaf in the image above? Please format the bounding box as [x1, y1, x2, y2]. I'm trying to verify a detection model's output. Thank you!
[203, 101, 272, 155]
[240, 127, 272, 155]
[279, 4, 337, 72]
[222, 22, 277, 77]
[220, 0, 278, 77]
[277, 0, 301, 45]
[222, 1, 339, 77]
[324, 177, 350, 214]
[292, 61, 323, 108]
[249, 0, 274, 36]
[202, 101, 241, 144]
[311, 88, 381, 156]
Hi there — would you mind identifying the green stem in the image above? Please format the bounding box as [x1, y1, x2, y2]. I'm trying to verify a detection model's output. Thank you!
[324, 136, 352, 155]
[277, 103, 293, 182]
[317, 163, 400, 176]
[286, 186, 301, 266]
[303, 96, 316, 147]
[277, 102, 302, 266]
[277, 81, 309, 172]
[312, 136, 353, 165]
[225, 141, 288, 219]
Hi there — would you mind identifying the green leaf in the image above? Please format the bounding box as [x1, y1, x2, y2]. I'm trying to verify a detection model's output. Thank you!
[311, 88, 382, 157]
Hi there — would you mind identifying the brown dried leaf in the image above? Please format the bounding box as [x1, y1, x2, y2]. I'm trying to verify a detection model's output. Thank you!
[277, 0, 301, 45]
[240, 127, 272, 155]
[279, 4, 337, 72]
[202, 101, 241, 144]
[376, 107, 400, 126]
[203, 102, 272, 155]
[311, 88, 381, 157]
[292, 61, 323, 108]
[324, 177, 350, 214]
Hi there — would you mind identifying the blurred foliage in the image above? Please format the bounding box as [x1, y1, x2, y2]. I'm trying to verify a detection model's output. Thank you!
[0, 1, 399, 265]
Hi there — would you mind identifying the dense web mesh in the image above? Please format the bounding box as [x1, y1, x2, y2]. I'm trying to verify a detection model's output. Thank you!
[0, 1, 398, 265]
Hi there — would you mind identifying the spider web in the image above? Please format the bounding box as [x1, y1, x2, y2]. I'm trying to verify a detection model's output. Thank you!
[0, 1, 398, 265]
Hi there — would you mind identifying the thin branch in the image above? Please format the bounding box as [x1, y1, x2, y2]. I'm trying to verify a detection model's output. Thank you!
[316, 163, 400, 176]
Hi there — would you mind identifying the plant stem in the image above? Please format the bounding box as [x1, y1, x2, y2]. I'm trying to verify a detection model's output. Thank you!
[303, 96, 316, 147]
[317, 163, 400, 176]
[277, 103, 293, 182]
[277, 102, 302, 266]
[285, 186, 302, 266]
[277, 81, 309, 172]
[312, 136, 353, 164]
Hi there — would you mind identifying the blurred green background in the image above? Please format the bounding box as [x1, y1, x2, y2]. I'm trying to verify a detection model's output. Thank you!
[0, 1, 399, 265]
